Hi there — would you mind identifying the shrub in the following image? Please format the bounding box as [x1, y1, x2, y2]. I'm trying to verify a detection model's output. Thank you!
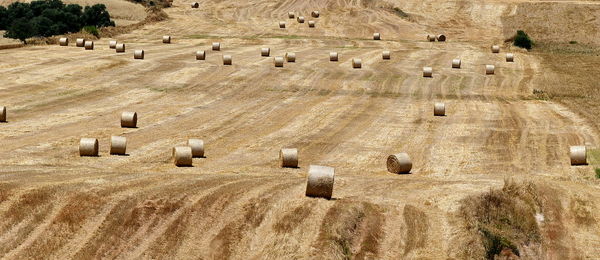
[595, 168, 600, 179]
[83, 25, 99, 37]
[569, 40, 578, 44]
[514, 30, 533, 49]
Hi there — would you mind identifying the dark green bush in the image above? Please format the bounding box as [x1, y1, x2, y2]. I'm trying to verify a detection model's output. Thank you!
[513, 30, 533, 50]
[83, 25, 99, 37]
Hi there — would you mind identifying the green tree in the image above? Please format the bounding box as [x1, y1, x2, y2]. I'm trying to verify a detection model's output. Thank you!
[5, 18, 35, 43]
[82, 4, 114, 27]
[514, 30, 533, 50]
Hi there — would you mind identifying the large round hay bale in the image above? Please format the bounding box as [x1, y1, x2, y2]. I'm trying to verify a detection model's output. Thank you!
[121, 111, 138, 128]
[116, 43, 125, 53]
[288, 12, 295, 19]
[274, 56, 284, 67]
[285, 52, 296, 62]
[279, 148, 298, 168]
[212, 42, 221, 51]
[382, 50, 391, 60]
[570, 146, 587, 165]
[84, 41, 94, 50]
[76, 38, 85, 47]
[352, 58, 362, 69]
[305, 165, 334, 199]
[162, 35, 171, 44]
[110, 136, 127, 155]
[261, 47, 270, 57]
[0, 106, 6, 122]
[485, 65, 495, 75]
[173, 146, 193, 167]
[109, 40, 117, 49]
[427, 35, 435, 42]
[423, 67, 433, 77]
[373, 33, 381, 40]
[387, 153, 412, 174]
[452, 59, 461, 69]
[506, 53, 514, 62]
[434, 102, 445, 116]
[223, 54, 232, 65]
[308, 21, 315, 28]
[134, 50, 145, 59]
[491, 45, 500, 53]
[311, 10, 319, 18]
[59, 38, 68, 46]
[187, 139, 204, 158]
[297, 16, 305, 23]
[279, 21, 286, 28]
[191, 2, 199, 8]
[196, 50, 205, 60]
[436, 34, 446, 41]
[330, 52, 338, 61]
[79, 138, 99, 157]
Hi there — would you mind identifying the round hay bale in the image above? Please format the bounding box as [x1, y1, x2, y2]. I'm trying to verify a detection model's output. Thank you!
[305, 165, 334, 199]
[59, 38, 68, 46]
[76, 38, 85, 47]
[452, 59, 461, 69]
[0, 106, 6, 122]
[506, 53, 514, 62]
[162, 35, 171, 44]
[352, 58, 362, 69]
[134, 50, 145, 59]
[288, 12, 295, 19]
[187, 139, 204, 158]
[173, 146, 193, 167]
[311, 10, 319, 18]
[570, 146, 587, 165]
[84, 41, 94, 50]
[109, 40, 117, 49]
[373, 33, 381, 40]
[485, 65, 495, 75]
[116, 43, 125, 53]
[329, 52, 338, 61]
[261, 47, 270, 57]
[79, 138, 99, 157]
[387, 153, 412, 174]
[279, 21, 286, 28]
[297, 16, 305, 23]
[434, 102, 445, 116]
[110, 136, 127, 155]
[212, 42, 221, 51]
[308, 21, 315, 28]
[491, 45, 500, 53]
[436, 34, 446, 41]
[423, 67, 433, 77]
[285, 52, 296, 62]
[274, 56, 284, 67]
[427, 35, 435, 42]
[191, 2, 199, 8]
[382, 50, 391, 60]
[279, 148, 298, 168]
[121, 111, 137, 128]
[223, 54, 232, 65]
[196, 50, 205, 60]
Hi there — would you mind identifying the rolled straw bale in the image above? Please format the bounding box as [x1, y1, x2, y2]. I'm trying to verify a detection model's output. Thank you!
[352, 58, 362, 69]
[173, 146, 193, 167]
[308, 21, 315, 28]
[261, 47, 270, 57]
[212, 42, 221, 51]
[84, 41, 94, 50]
[305, 165, 334, 199]
[436, 34, 446, 41]
[0, 106, 6, 122]
[297, 16, 305, 23]
[110, 136, 127, 155]
[387, 153, 412, 174]
[196, 50, 205, 60]
[434, 102, 445, 116]
[109, 40, 117, 49]
[373, 33, 381, 40]
[570, 146, 587, 165]
[223, 55, 232, 65]
[423, 67, 433, 77]
[427, 35, 435, 42]
[285, 52, 296, 62]
[382, 50, 390, 60]
[76, 38, 85, 47]
[59, 38, 68, 46]
[330, 52, 338, 61]
[452, 59, 461, 69]
[191, 2, 199, 8]
[311, 10, 320, 18]
[274, 56, 284, 67]
[279, 148, 298, 168]
[162, 35, 171, 44]
[288, 12, 295, 19]
[485, 65, 495, 75]
[79, 138, 99, 157]
[187, 139, 204, 158]
[506, 53, 514, 62]
[134, 50, 145, 59]
[116, 43, 125, 53]
[279, 21, 286, 28]
[491, 45, 500, 53]
[121, 111, 138, 128]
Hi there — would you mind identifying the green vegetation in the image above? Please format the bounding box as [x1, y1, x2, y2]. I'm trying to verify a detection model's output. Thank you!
[513, 30, 533, 50]
[83, 25, 99, 37]
[0, 0, 114, 43]
[569, 40, 578, 44]
[595, 168, 600, 179]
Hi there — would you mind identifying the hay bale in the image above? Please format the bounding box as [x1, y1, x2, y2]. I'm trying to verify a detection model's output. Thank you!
[191, 2, 199, 8]
[570, 146, 587, 165]
[162, 35, 171, 44]
[288, 12, 295, 19]
[330, 52, 338, 61]
[382, 50, 390, 60]
[274, 56, 284, 67]
[436, 34, 446, 41]
[196, 50, 205, 60]
[187, 139, 204, 158]
[79, 138, 99, 157]
[427, 35, 435, 42]
[84, 41, 94, 50]
[134, 50, 145, 59]
[485, 65, 495, 75]
[311, 10, 320, 18]
[308, 21, 315, 28]
[212, 42, 221, 51]
[285, 52, 296, 62]
[279, 21, 286, 28]
[59, 38, 68, 46]
[76, 38, 85, 47]
[109, 40, 117, 49]
[423, 67, 433, 77]
[297, 16, 305, 23]
[434, 102, 445, 116]
[121, 111, 138, 128]
[0, 106, 6, 122]
[491, 45, 500, 53]
[387, 153, 412, 174]
[261, 47, 270, 57]
[352, 58, 362, 69]
[305, 165, 334, 199]
[223, 54, 232, 65]
[373, 33, 381, 40]
[506, 53, 514, 62]
[173, 146, 193, 167]
[110, 136, 127, 155]
[116, 43, 125, 53]
[279, 148, 298, 168]
[452, 59, 461, 69]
